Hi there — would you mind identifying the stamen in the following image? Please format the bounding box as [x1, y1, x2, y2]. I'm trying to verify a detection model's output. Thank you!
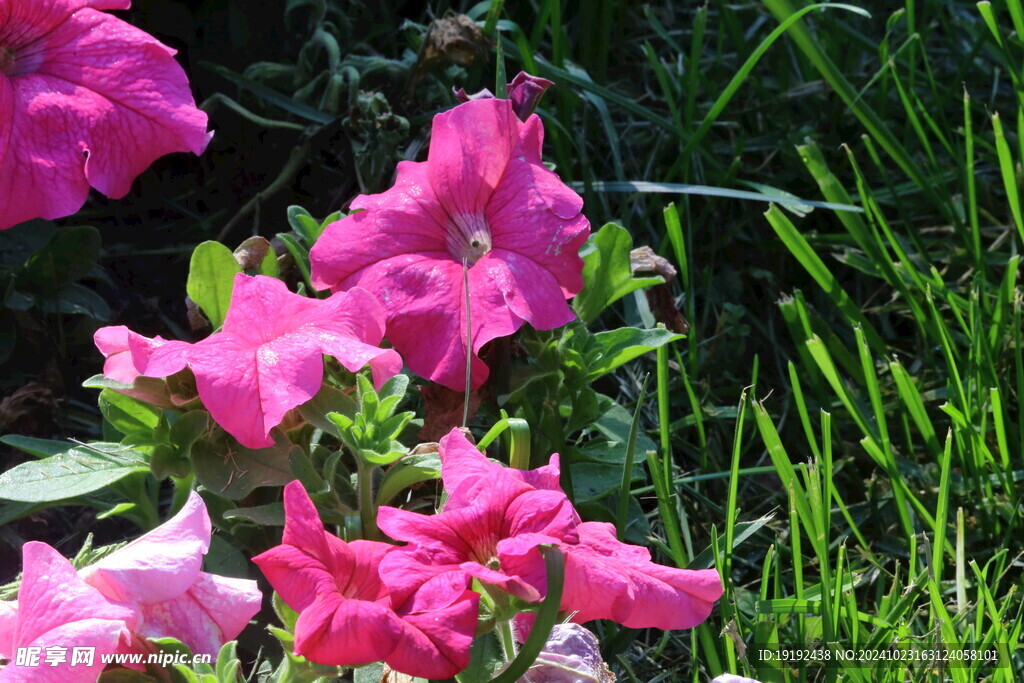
[445, 212, 493, 265]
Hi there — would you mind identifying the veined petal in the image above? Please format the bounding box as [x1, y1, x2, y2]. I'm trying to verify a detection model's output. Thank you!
[310, 161, 449, 290]
[337, 253, 503, 391]
[0, 1, 209, 230]
[560, 522, 723, 629]
[292, 592, 401, 666]
[0, 600, 17, 660]
[389, 592, 480, 679]
[81, 491, 210, 605]
[184, 335, 269, 448]
[12, 542, 135, 656]
[426, 99, 522, 218]
[135, 572, 261, 658]
[0, 618, 125, 683]
[438, 428, 562, 509]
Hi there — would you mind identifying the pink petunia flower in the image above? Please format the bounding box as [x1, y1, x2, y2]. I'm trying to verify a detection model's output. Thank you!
[309, 97, 590, 391]
[0, 0, 212, 230]
[380, 429, 724, 630]
[94, 273, 403, 449]
[252, 481, 480, 679]
[377, 470, 580, 610]
[0, 542, 137, 683]
[79, 491, 262, 659]
[0, 494, 261, 678]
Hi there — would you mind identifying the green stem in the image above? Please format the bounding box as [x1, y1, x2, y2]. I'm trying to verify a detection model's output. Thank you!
[497, 619, 517, 662]
[355, 458, 380, 541]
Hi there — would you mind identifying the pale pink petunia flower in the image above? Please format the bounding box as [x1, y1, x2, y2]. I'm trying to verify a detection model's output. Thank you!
[0, 542, 137, 683]
[253, 481, 480, 679]
[79, 491, 263, 659]
[94, 273, 403, 449]
[0, 0, 212, 230]
[310, 97, 590, 391]
[380, 429, 724, 631]
[0, 494, 262, 677]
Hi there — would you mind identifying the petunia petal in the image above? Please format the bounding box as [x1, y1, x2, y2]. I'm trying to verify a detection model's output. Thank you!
[253, 482, 391, 612]
[560, 522, 724, 629]
[438, 428, 562, 509]
[335, 253, 499, 391]
[135, 572, 262, 658]
[12, 542, 135, 655]
[80, 491, 210, 605]
[0, 600, 18, 660]
[387, 591, 480, 679]
[426, 99, 522, 219]
[0, 1, 210, 230]
[0, 618, 125, 683]
[176, 336, 268, 447]
[93, 325, 142, 383]
[292, 592, 401, 666]
[310, 161, 450, 291]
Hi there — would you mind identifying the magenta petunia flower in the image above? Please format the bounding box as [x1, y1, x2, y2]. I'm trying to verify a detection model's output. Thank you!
[380, 429, 724, 630]
[0, 0, 212, 230]
[454, 70, 555, 121]
[0, 542, 137, 683]
[252, 481, 480, 679]
[377, 471, 580, 610]
[94, 274, 403, 449]
[79, 491, 262, 658]
[309, 98, 590, 391]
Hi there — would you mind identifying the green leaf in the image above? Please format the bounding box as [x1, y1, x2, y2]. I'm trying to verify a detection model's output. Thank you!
[572, 462, 641, 501]
[18, 225, 101, 295]
[688, 512, 776, 569]
[299, 383, 359, 437]
[186, 241, 242, 329]
[223, 502, 285, 526]
[190, 431, 296, 499]
[289, 448, 327, 494]
[592, 395, 659, 455]
[39, 282, 111, 320]
[573, 223, 663, 323]
[353, 663, 386, 683]
[99, 389, 162, 438]
[0, 435, 72, 458]
[0, 442, 149, 502]
[96, 502, 138, 521]
[272, 590, 300, 631]
[585, 327, 683, 380]
[202, 62, 335, 125]
[169, 411, 211, 459]
[286, 205, 328, 245]
[577, 181, 862, 214]
[457, 632, 504, 683]
[377, 452, 441, 505]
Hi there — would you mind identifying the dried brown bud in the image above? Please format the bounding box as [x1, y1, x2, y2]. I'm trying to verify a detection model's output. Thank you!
[233, 236, 272, 271]
[630, 246, 688, 334]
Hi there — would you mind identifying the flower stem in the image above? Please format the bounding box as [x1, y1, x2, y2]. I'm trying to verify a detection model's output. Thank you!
[355, 458, 380, 541]
[462, 257, 473, 427]
[497, 618, 517, 662]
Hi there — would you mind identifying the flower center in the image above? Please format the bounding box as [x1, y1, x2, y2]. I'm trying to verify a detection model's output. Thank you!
[445, 212, 493, 266]
[0, 48, 17, 77]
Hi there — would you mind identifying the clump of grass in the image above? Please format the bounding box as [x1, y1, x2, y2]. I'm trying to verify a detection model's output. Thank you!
[493, 0, 1024, 679]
